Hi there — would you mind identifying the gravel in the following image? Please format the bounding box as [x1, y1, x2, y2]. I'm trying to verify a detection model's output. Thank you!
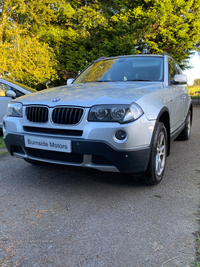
[0, 107, 200, 267]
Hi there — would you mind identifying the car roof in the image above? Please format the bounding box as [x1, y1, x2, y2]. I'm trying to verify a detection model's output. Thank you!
[96, 54, 164, 61]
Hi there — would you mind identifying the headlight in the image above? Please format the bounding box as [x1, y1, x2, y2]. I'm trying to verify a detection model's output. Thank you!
[88, 103, 143, 123]
[7, 102, 23, 117]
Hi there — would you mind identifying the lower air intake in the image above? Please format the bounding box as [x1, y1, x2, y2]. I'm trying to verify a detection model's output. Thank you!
[25, 148, 83, 164]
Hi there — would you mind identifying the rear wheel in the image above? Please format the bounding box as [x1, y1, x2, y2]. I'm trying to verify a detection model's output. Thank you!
[142, 122, 167, 185]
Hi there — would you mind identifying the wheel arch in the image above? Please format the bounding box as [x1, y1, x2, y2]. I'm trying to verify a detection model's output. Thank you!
[156, 107, 170, 157]
[189, 103, 193, 126]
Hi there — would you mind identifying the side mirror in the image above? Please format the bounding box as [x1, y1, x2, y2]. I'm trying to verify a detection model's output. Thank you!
[67, 78, 74, 85]
[6, 90, 16, 98]
[173, 74, 187, 85]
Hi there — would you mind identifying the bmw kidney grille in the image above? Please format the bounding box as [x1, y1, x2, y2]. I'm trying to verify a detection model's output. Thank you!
[26, 106, 84, 125]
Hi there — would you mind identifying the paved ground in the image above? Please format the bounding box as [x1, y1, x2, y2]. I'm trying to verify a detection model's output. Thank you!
[192, 99, 200, 106]
[0, 147, 7, 154]
[0, 107, 200, 267]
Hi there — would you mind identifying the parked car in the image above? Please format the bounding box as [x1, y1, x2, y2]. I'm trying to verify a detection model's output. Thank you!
[0, 78, 36, 129]
[3, 53, 192, 184]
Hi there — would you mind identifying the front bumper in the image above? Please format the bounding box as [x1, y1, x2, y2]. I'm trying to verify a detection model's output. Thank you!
[4, 133, 150, 174]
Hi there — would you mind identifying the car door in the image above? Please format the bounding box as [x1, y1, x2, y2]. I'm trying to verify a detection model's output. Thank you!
[168, 58, 185, 133]
[175, 62, 190, 122]
[0, 83, 14, 127]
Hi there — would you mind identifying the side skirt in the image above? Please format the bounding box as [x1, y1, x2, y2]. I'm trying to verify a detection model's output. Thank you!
[170, 122, 185, 142]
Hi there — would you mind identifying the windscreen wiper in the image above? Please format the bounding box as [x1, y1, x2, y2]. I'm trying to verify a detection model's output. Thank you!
[82, 80, 113, 82]
[128, 79, 153, 81]
[95, 80, 113, 82]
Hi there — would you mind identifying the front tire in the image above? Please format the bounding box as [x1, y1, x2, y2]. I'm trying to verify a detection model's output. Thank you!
[142, 122, 167, 185]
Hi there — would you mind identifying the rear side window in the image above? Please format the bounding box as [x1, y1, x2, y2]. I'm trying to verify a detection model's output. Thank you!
[168, 59, 176, 82]
[168, 58, 182, 83]
[175, 63, 182, 74]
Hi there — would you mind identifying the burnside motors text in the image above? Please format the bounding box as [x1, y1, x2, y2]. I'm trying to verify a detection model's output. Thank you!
[27, 139, 68, 150]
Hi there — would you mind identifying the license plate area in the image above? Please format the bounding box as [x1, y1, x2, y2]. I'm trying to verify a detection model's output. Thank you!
[24, 136, 71, 153]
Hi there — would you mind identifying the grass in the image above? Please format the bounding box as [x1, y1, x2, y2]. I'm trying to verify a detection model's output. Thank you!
[0, 135, 7, 155]
[191, 96, 200, 100]
[193, 206, 200, 266]
[193, 235, 200, 266]
[188, 86, 200, 100]
[188, 86, 200, 94]
[0, 136, 6, 149]
[189, 86, 200, 95]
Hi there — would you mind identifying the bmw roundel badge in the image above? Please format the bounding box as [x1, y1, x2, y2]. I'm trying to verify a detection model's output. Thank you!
[52, 98, 60, 102]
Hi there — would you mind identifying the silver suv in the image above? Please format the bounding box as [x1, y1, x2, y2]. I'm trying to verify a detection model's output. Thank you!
[3, 53, 192, 185]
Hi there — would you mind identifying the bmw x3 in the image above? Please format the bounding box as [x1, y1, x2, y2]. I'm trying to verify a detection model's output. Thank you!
[3, 53, 192, 185]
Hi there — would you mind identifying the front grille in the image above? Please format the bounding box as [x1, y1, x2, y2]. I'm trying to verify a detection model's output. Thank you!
[52, 107, 84, 125]
[25, 148, 83, 164]
[26, 106, 48, 123]
[23, 126, 83, 136]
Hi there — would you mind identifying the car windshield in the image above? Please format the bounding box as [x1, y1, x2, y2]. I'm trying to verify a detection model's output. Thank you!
[74, 56, 164, 83]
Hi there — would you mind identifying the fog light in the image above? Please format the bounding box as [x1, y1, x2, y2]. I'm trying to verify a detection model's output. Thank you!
[115, 130, 127, 141]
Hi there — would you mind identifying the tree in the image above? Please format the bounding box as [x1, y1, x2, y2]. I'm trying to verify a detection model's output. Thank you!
[193, 79, 200, 86]
[0, 0, 71, 87]
[60, 0, 200, 75]
[1, 0, 200, 88]
[0, 34, 58, 87]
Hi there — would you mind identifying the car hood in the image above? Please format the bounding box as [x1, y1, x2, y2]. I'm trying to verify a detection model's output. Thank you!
[17, 82, 163, 107]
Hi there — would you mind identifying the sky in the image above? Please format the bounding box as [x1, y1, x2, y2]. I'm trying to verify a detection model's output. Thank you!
[183, 52, 200, 85]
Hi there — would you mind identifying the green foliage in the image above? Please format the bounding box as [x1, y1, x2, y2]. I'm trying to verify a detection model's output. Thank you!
[188, 86, 200, 100]
[193, 228, 200, 266]
[193, 262, 200, 267]
[0, 35, 58, 87]
[0, 136, 6, 149]
[1, 0, 200, 88]
[194, 79, 200, 86]
[60, 0, 200, 76]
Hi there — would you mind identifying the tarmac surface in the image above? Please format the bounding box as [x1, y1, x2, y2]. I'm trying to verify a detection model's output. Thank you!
[0, 147, 7, 154]
[0, 107, 200, 267]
